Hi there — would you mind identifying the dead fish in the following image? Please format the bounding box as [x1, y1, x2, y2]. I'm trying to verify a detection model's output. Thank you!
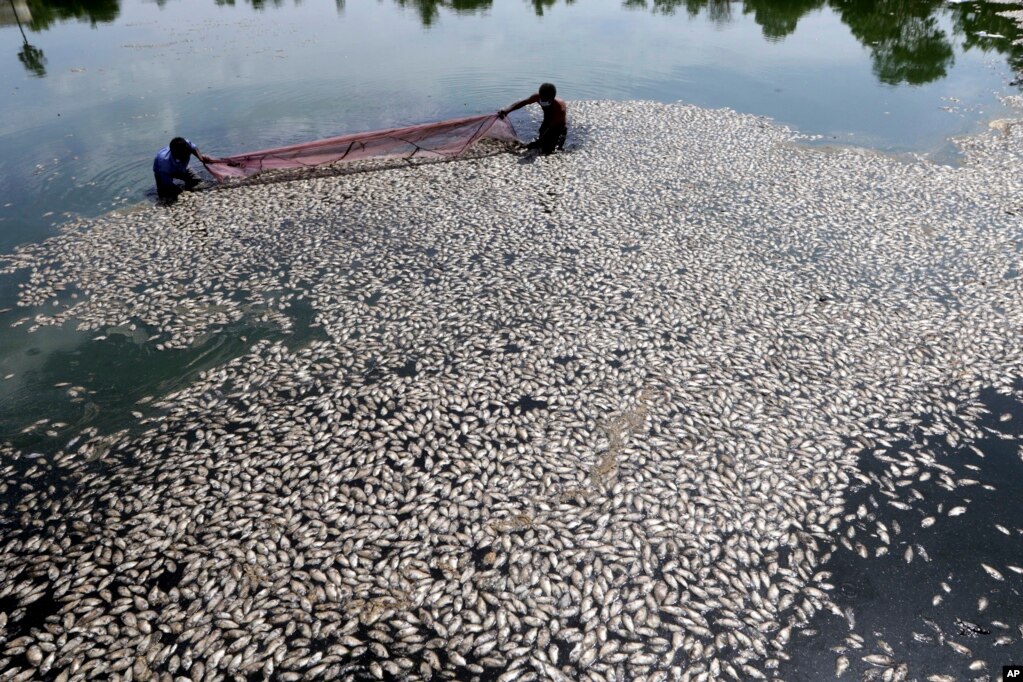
[862, 654, 894, 667]
[835, 654, 849, 678]
[956, 619, 990, 636]
[947, 640, 972, 657]
[980, 564, 1004, 581]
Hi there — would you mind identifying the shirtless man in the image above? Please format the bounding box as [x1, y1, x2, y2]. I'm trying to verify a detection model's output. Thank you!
[499, 83, 567, 155]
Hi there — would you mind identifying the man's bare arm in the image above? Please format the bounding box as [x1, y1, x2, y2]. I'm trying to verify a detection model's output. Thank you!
[499, 94, 540, 117]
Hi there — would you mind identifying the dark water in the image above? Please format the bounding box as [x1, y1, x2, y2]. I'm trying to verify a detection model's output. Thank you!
[779, 387, 1023, 681]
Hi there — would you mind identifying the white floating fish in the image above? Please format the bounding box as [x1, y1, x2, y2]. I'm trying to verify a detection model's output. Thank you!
[980, 563, 1004, 581]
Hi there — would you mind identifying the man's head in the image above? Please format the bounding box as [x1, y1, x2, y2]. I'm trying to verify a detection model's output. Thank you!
[538, 83, 556, 106]
[169, 137, 191, 163]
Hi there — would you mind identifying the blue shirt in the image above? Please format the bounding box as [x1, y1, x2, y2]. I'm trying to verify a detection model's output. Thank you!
[153, 139, 197, 185]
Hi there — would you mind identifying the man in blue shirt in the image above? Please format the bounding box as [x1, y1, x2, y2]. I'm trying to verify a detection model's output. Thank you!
[153, 137, 213, 202]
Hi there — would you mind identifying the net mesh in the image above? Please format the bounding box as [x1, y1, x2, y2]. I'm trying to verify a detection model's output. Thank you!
[203, 113, 518, 182]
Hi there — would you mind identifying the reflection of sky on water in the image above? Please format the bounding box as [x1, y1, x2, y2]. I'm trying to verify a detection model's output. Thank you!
[0, 0, 1020, 254]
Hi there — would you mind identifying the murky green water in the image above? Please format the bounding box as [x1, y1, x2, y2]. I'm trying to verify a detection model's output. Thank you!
[1, 0, 1022, 438]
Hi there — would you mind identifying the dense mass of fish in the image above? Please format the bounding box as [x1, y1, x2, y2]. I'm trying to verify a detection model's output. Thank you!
[1, 100, 1022, 681]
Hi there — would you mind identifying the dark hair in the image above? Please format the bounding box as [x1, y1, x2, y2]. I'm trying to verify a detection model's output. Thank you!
[169, 137, 191, 159]
[538, 83, 556, 99]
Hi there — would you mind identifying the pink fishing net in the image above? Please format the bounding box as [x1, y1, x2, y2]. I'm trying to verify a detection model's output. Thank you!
[204, 113, 518, 182]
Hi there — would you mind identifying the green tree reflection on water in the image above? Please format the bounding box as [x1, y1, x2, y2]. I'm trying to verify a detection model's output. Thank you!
[24, 0, 119, 29]
[833, 0, 954, 84]
[7, 0, 45, 76]
[17, 40, 45, 75]
[744, 0, 825, 41]
[13, 0, 1023, 86]
[389, 0, 579, 25]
